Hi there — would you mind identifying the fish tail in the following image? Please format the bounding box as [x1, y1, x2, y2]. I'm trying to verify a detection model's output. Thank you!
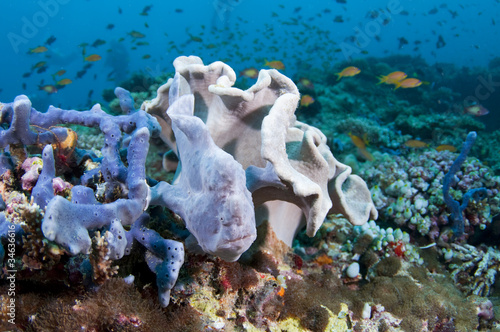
[336, 73, 342, 81]
[376, 76, 386, 85]
[362, 133, 370, 146]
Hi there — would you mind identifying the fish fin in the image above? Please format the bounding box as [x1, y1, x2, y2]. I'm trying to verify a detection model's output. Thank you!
[376, 76, 386, 85]
[362, 133, 370, 146]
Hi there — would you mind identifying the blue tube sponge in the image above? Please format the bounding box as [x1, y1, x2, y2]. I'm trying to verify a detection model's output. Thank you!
[114, 87, 136, 115]
[128, 213, 184, 307]
[0, 153, 13, 176]
[31, 145, 56, 209]
[443, 131, 488, 237]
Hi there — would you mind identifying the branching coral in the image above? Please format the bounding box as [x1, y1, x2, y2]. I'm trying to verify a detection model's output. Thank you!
[448, 243, 500, 297]
[359, 149, 499, 241]
[20, 202, 63, 270]
[90, 231, 119, 285]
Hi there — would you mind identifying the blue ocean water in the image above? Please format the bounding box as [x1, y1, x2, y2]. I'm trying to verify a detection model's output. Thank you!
[1, 0, 499, 111]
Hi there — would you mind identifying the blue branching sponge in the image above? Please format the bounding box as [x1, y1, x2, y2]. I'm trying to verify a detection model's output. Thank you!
[42, 127, 152, 255]
[0, 95, 69, 149]
[0, 91, 160, 186]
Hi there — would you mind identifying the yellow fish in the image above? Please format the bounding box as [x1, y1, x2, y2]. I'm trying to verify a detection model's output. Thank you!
[54, 69, 66, 77]
[31, 61, 47, 69]
[128, 30, 145, 38]
[336, 66, 361, 80]
[377, 71, 407, 85]
[29, 46, 48, 53]
[264, 60, 285, 70]
[39, 85, 57, 94]
[405, 139, 428, 148]
[240, 67, 259, 78]
[436, 144, 457, 152]
[56, 78, 72, 86]
[84, 54, 102, 62]
[300, 95, 315, 107]
[299, 77, 314, 89]
[395, 78, 422, 89]
[358, 147, 374, 161]
[349, 132, 366, 149]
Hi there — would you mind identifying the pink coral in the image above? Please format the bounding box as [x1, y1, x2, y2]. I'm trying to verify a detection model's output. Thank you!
[52, 177, 72, 194]
[20, 157, 42, 191]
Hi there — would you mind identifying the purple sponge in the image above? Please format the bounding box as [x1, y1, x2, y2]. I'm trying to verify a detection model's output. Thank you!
[42, 127, 151, 255]
[128, 213, 184, 307]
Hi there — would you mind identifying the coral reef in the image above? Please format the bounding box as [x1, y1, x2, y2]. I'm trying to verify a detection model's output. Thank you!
[2, 53, 500, 330]
[0, 55, 377, 323]
[358, 149, 499, 242]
